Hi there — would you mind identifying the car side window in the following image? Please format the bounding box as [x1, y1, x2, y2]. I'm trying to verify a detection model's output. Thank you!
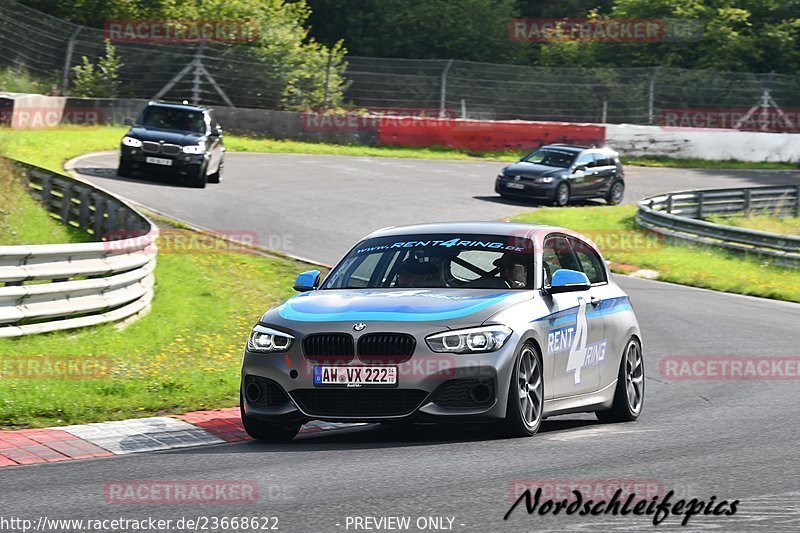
[574, 152, 594, 168]
[542, 235, 582, 285]
[568, 237, 607, 284]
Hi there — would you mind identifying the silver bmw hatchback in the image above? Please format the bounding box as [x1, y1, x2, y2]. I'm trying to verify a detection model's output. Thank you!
[240, 222, 644, 441]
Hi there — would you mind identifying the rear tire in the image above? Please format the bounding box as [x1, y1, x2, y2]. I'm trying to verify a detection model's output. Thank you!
[499, 342, 543, 438]
[240, 394, 301, 442]
[552, 182, 570, 207]
[596, 337, 644, 423]
[606, 180, 625, 205]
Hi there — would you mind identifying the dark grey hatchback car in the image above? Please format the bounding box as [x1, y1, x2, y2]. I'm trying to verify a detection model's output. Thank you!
[495, 144, 625, 206]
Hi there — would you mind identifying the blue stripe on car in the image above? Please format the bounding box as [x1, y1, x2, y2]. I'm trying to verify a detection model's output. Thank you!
[532, 296, 632, 326]
[277, 292, 515, 322]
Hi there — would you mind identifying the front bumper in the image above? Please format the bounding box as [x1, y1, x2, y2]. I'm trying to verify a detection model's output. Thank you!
[241, 328, 520, 424]
[120, 146, 206, 175]
[495, 176, 557, 199]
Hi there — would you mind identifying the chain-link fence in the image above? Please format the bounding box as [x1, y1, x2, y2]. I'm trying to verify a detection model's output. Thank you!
[2, 0, 800, 127]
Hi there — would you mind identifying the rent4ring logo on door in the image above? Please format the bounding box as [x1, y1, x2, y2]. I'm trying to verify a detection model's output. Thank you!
[546, 298, 607, 384]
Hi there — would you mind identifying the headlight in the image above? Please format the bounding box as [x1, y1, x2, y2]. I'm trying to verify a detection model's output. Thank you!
[533, 176, 554, 183]
[182, 144, 205, 154]
[497, 173, 506, 179]
[426, 325, 512, 354]
[247, 325, 294, 353]
[122, 136, 142, 147]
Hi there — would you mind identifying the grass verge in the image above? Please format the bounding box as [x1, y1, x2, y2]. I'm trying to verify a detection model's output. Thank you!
[707, 214, 800, 236]
[0, 128, 316, 428]
[0, 158, 92, 245]
[512, 205, 800, 303]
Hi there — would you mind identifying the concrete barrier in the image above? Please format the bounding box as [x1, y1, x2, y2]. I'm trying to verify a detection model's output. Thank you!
[2, 94, 799, 161]
[606, 123, 800, 163]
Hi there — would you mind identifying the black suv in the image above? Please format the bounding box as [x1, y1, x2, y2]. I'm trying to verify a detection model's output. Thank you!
[119, 102, 225, 188]
[495, 144, 625, 206]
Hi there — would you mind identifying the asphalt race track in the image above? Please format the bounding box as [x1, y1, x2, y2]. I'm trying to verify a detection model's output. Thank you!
[69, 151, 800, 264]
[2, 152, 798, 531]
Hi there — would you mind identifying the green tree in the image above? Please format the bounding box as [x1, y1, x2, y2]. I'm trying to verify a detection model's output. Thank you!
[305, 0, 526, 63]
[538, 0, 800, 74]
[71, 41, 123, 98]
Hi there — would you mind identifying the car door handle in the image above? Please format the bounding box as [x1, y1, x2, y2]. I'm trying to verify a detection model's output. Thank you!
[590, 296, 602, 306]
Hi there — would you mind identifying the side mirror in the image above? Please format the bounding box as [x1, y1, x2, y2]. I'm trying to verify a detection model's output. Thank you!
[573, 165, 587, 173]
[293, 270, 321, 292]
[123, 118, 134, 126]
[546, 269, 590, 294]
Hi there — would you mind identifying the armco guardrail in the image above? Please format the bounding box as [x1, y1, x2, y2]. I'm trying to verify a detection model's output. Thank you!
[0, 158, 157, 337]
[636, 185, 800, 267]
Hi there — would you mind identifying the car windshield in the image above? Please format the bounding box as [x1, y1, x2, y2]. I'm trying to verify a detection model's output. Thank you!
[521, 148, 576, 168]
[140, 107, 207, 133]
[321, 234, 534, 290]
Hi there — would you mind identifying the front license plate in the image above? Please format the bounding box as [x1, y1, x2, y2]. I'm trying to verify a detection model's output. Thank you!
[314, 366, 397, 387]
[506, 182, 525, 190]
[145, 156, 173, 166]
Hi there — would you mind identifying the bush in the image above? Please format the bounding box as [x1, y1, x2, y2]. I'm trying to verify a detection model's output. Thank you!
[71, 41, 123, 98]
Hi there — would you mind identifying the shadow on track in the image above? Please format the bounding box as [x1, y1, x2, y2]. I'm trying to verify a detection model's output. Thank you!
[170, 417, 605, 456]
[74, 166, 191, 188]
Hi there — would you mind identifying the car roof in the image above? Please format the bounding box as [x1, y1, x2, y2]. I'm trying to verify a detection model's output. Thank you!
[365, 221, 587, 241]
[540, 144, 587, 153]
[145, 102, 209, 113]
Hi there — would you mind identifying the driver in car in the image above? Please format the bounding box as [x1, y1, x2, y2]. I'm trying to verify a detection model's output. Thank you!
[395, 260, 439, 288]
[494, 254, 528, 288]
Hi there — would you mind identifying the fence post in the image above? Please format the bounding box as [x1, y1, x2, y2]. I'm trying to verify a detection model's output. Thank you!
[666, 194, 673, 214]
[322, 48, 333, 109]
[439, 59, 454, 118]
[61, 26, 83, 95]
[647, 67, 660, 125]
[744, 189, 752, 215]
[696, 191, 704, 219]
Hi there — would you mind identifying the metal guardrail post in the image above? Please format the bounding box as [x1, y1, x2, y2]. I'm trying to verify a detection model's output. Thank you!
[666, 194, 673, 214]
[744, 189, 752, 215]
[696, 191, 704, 219]
[796, 185, 800, 217]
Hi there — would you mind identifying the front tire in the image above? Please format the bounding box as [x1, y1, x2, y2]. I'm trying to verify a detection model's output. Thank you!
[240, 394, 301, 442]
[596, 337, 644, 422]
[606, 180, 625, 205]
[207, 160, 223, 184]
[117, 160, 133, 178]
[189, 163, 207, 189]
[552, 182, 570, 207]
[499, 342, 544, 438]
